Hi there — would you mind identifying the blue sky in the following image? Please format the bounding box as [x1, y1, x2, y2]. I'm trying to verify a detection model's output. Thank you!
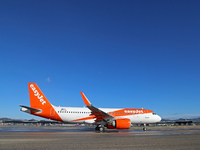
[0, 0, 199, 120]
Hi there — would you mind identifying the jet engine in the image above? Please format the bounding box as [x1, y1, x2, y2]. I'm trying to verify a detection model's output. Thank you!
[107, 118, 131, 129]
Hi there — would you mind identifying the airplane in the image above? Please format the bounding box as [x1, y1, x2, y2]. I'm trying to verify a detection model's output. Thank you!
[20, 83, 161, 132]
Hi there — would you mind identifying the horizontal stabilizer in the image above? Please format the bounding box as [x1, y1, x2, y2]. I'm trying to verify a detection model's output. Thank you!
[19, 105, 42, 113]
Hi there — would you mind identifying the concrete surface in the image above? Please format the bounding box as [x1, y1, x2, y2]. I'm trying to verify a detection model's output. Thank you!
[0, 126, 200, 150]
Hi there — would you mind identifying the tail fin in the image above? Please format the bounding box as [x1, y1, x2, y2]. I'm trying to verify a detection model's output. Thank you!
[28, 83, 62, 121]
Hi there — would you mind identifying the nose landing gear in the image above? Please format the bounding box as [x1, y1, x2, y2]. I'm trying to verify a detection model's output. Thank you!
[143, 123, 147, 131]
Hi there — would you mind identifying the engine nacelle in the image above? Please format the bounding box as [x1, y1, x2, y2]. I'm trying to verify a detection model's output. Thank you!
[107, 118, 131, 129]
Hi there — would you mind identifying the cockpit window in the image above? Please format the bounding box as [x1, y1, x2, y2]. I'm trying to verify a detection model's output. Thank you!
[152, 113, 157, 115]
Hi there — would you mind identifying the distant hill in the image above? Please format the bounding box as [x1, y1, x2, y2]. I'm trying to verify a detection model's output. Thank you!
[162, 117, 200, 122]
[0, 117, 38, 123]
[0, 117, 59, 124]
[191, 117, 200, 122]
[0, 117, 14, 122]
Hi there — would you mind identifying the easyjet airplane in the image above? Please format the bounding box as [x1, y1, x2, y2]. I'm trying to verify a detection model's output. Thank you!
[20, 83, 161, 131]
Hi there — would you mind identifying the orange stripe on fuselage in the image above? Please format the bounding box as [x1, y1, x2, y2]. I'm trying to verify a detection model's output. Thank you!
[72, 116, 95, 122]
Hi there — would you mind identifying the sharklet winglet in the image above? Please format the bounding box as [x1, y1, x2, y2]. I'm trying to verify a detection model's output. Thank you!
[80, 92, 91, 106]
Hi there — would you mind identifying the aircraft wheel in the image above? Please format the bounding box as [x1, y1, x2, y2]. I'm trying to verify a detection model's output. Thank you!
[95, 125, 105, 132]
[143, 123, 147, 131]
[99, 127, 105, 132]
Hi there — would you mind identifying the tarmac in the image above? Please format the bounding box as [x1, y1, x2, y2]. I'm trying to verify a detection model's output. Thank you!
[0, 125, 200, 150]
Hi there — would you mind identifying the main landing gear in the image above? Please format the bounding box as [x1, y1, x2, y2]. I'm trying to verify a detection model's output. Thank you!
[95, 125, 105, 132]
[143, 123, 147, 131]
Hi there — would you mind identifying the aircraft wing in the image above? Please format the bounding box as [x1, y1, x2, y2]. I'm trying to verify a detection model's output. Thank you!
[80, 92, 114, 122]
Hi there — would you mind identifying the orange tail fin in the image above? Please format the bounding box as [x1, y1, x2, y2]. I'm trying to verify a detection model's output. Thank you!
[28, 83, 62, 122]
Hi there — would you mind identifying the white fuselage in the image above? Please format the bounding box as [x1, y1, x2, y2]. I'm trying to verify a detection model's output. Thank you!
[53, 106, 161, 124]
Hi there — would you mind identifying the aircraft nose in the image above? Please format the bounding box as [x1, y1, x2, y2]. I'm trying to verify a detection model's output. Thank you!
[157, 115, 162, 122]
